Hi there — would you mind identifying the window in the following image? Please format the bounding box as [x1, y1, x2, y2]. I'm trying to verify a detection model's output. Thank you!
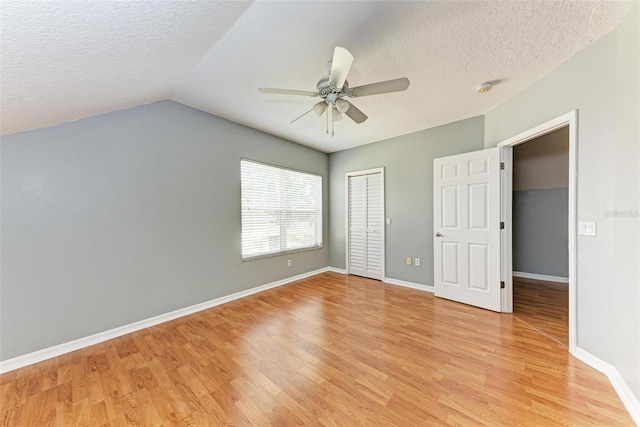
[241, 159, 322, 260]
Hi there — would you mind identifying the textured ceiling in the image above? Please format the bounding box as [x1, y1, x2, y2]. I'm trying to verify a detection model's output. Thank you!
[0, 1, 631, 153]
[0, 1, 251, 136]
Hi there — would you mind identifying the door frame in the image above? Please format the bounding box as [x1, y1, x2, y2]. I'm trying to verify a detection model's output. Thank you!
[345, 167, 385, 279]
[497, 110, 577, 352]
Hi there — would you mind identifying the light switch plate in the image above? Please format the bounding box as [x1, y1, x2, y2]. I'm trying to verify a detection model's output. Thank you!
[579, 221, 597, 236]
[386, 218, 392, 226]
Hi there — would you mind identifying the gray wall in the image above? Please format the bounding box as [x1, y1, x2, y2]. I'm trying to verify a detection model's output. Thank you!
[513, 189, 568, 277]
[512, 129, 569, 278]
[329, 116, 484, 285]
[484, 2, 639, 400]
[0, 100, 329, 360]
[513, 126, 569, 191]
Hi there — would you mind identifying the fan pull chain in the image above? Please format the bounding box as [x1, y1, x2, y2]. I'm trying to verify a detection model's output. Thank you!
[289, 108, 313, 124]
[327, 102, 335, 138]
[326, 108, 329, 134]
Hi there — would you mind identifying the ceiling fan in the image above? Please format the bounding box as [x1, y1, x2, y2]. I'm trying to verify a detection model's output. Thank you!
[259, 47, 410, 136]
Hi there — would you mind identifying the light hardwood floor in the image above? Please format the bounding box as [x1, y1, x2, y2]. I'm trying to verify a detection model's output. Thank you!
[513, 277, 569, 347]
[0, 272, 633, 426]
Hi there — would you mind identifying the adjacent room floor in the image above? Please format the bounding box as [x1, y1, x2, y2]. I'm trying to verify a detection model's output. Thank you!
[0, 272, 632, 426]
[513, 276, 569, 347]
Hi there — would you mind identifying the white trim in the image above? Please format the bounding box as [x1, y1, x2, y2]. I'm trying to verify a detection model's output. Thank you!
[345, 167, 385, 177]
[379, 169, 386, 281]
[0, 267, 331, 374]
[497, 110, 577, 353]
[383, 277, 434, 293]
[513, 271, 569, 284]
[326, 267, 347, 274]
[345, 167, 386, 280]
[500, 146, 514, 312]
[497, 111, 576, 148]
[573, 347, 640, 425]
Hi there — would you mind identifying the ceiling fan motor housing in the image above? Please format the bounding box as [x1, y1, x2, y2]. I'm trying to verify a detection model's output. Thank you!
[317, 76, 349, 102]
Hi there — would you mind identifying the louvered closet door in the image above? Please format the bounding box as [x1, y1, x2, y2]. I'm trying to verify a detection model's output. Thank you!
[365, 173, 383, 279]
[348, 175, 367, 277]
[348, 172, 384, 280]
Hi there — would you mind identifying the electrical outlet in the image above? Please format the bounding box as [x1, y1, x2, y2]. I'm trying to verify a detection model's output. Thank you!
[406, 257, 412, 265]
[287, 259, 291, 267]
[415, 258, 421, 266]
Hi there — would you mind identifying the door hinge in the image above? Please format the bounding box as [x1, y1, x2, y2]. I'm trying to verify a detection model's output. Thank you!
[500, 281, 505, 289]
[500, 221, 505, 229]
[500, 162, 505, 170]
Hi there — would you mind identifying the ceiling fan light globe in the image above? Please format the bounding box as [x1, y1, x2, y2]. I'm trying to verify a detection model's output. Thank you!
[335, 99, 350, 113]
[332, 108, 343, 121]
[313, 102, 328, 116]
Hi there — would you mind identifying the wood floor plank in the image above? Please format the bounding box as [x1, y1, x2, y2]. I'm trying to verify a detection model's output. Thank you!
[513, 277, 569, 347]
[0, 272, 633, 426]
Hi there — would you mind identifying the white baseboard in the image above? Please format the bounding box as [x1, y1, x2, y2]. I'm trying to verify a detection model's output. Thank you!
[513, 271, 569, 284]
[573, 347, 640, 425]
[383, 277, 434, 293]
[0, 267, 331, 374]
[325, 270, 434, 294]
[328, 270, 435, 295]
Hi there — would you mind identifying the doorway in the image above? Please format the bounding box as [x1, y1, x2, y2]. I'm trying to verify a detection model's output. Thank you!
[499, 111, 577, 352]
[345, 168, 385, 280]
[511, 126, 569, 346]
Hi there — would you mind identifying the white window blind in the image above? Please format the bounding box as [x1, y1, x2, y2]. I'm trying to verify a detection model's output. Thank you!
[241, 159, 322, 260]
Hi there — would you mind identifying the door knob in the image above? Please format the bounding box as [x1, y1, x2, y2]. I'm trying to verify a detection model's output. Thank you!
[435, 232, 443, 237]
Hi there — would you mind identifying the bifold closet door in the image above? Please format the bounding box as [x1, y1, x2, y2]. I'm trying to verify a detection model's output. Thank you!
[348, 172, 383, 280]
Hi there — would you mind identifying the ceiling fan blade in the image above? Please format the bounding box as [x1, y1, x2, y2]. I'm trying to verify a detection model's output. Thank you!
[329, 47, 354, 90]
[343, 100, 368, 124]
[259, 88, 318, 97]
[348, 77, 410, 97]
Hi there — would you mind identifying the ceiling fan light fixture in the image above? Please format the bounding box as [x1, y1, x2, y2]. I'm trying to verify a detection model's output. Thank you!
[335, 98, 350, 113]
[259, 47, 408, 135]
[313, 102, 328, 116]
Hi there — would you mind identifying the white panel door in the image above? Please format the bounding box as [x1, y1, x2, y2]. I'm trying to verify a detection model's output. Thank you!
[348, 171, 384, 280]
[433, 148, 501, 311]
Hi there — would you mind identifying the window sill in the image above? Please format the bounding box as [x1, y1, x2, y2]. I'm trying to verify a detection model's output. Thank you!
[242, 245, 323, 262]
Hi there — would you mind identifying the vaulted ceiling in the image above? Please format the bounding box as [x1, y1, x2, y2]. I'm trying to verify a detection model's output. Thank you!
[0, 1, 630, 153]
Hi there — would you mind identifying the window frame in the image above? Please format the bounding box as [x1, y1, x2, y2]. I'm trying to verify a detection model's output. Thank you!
[240, 158, 323, 261]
